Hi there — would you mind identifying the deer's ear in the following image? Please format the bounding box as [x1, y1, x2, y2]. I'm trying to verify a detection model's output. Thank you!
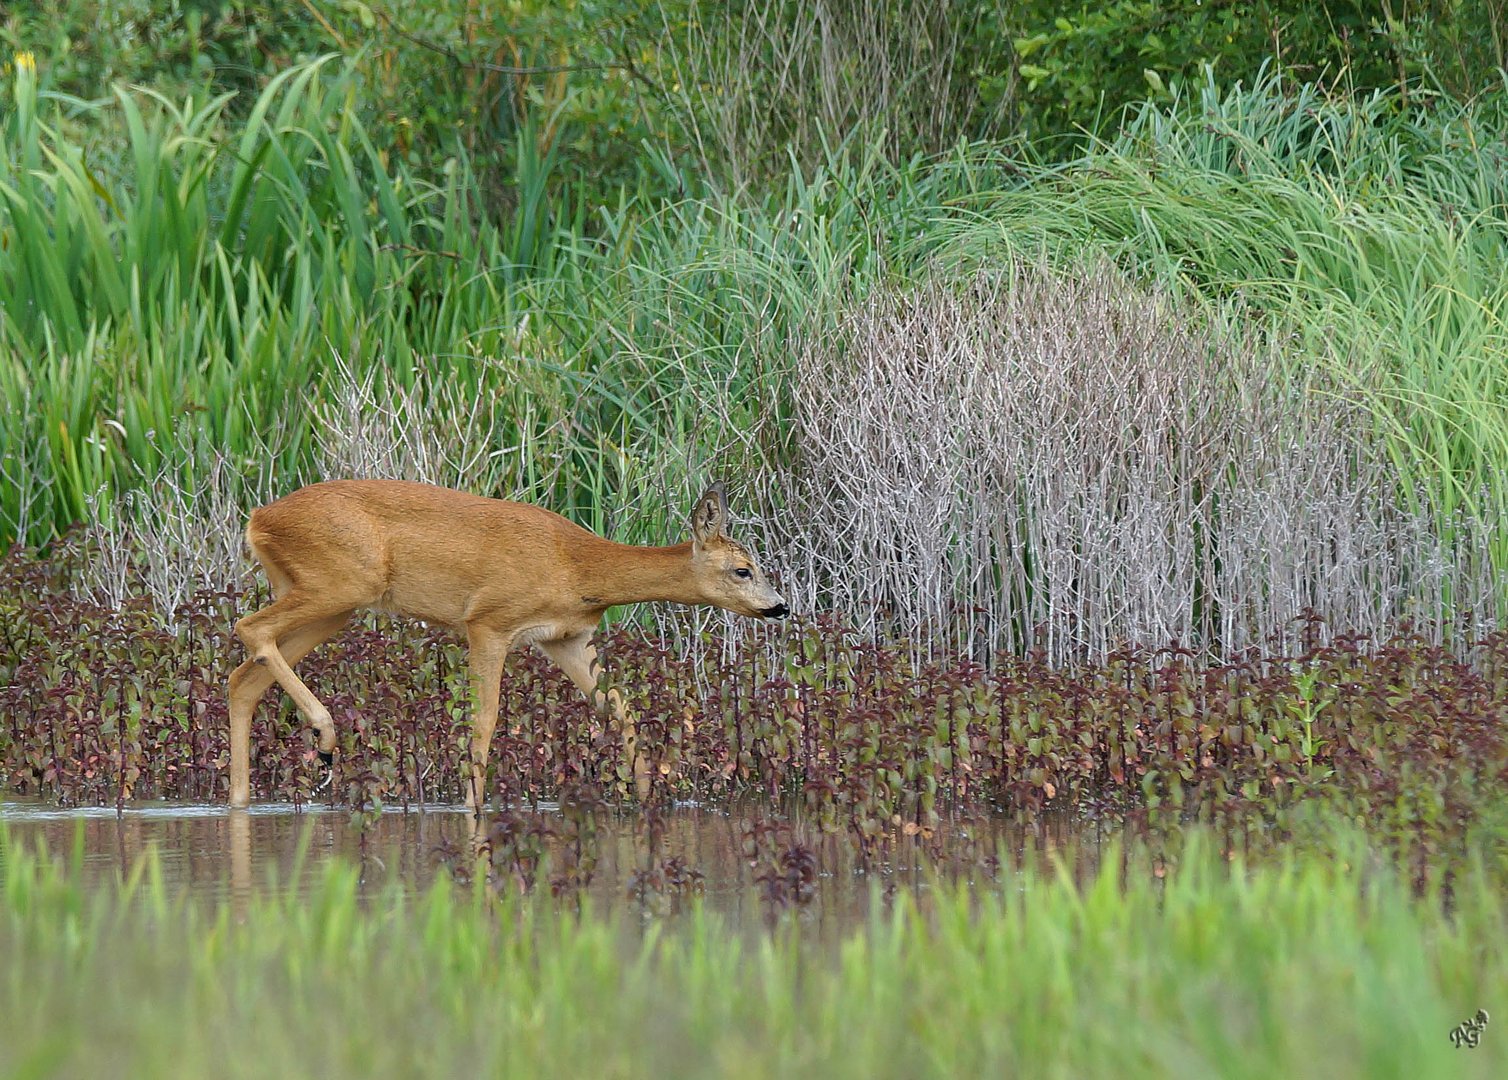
[691, 485, 729, 545]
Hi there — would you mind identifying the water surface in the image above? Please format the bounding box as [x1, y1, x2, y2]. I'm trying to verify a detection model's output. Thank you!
[0, 797, 1118, 925]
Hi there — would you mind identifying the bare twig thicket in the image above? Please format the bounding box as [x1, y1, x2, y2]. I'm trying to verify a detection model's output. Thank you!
[310, 355, 509, 493]
[78, 434, 279, 619]
[80, 358, 515, 623]
[773, 263, 1500, 662]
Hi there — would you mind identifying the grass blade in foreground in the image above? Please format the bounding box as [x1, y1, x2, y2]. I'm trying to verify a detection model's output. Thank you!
[0, 828, 1501, 1078]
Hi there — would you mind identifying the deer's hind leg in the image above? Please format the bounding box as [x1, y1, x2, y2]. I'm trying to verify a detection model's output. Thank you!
[537, 631, 648, 802]
[233, 593, 360, 776]
[228, 611, 351, 806]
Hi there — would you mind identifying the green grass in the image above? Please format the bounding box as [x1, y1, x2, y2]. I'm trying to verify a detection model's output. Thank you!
[0, 55, 938, 548]
[0, 823, 1503, 1078]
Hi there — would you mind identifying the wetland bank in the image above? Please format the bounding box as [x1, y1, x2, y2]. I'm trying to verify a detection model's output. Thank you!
[4, 1, 1508, 1075]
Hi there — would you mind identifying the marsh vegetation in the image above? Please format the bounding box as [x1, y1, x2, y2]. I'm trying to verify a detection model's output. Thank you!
[3, 2, 1507, 1075]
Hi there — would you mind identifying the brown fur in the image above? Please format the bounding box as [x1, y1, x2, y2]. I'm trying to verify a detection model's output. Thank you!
[227, 479, 785, 809]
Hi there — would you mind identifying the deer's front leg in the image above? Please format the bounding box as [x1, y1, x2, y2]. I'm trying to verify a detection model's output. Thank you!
[537, 631, 649, 802]
[463, 624, 512, 815]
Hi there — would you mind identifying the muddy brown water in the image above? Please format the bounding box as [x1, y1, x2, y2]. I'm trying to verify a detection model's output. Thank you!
[0, 798, 1119, 925]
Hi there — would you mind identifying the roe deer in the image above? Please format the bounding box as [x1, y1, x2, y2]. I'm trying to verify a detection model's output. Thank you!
[227, 480, 786, 809]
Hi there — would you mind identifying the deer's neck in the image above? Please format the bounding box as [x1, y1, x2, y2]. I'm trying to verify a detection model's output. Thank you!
[576, 540, 702, 608]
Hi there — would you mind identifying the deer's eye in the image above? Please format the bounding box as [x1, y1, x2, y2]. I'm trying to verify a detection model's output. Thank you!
[734, 567, 752, 579]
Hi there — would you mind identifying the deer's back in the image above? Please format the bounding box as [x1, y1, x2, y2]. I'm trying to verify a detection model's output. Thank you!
[246, 479, 595, 627]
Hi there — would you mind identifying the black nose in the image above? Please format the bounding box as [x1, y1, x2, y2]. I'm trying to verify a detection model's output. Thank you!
[761, 603, 789, 619]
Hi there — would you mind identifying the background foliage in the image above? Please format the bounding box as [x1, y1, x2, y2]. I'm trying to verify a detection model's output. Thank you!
[2, 0, 1506, 655]
[5, 0, 1505, 200]
[1012, 0, 1507, 137]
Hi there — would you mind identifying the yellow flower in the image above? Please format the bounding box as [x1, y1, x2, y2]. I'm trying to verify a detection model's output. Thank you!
[15, 51, 36, 74]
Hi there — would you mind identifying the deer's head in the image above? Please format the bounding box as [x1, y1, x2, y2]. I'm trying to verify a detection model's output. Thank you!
[688, 485, 787, 619]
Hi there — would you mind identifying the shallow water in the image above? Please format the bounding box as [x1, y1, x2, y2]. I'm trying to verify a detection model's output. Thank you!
[0, 797, 1119, 925]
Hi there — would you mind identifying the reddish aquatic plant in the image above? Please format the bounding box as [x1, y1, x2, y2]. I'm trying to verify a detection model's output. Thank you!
[1, 544, 1505, 870]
